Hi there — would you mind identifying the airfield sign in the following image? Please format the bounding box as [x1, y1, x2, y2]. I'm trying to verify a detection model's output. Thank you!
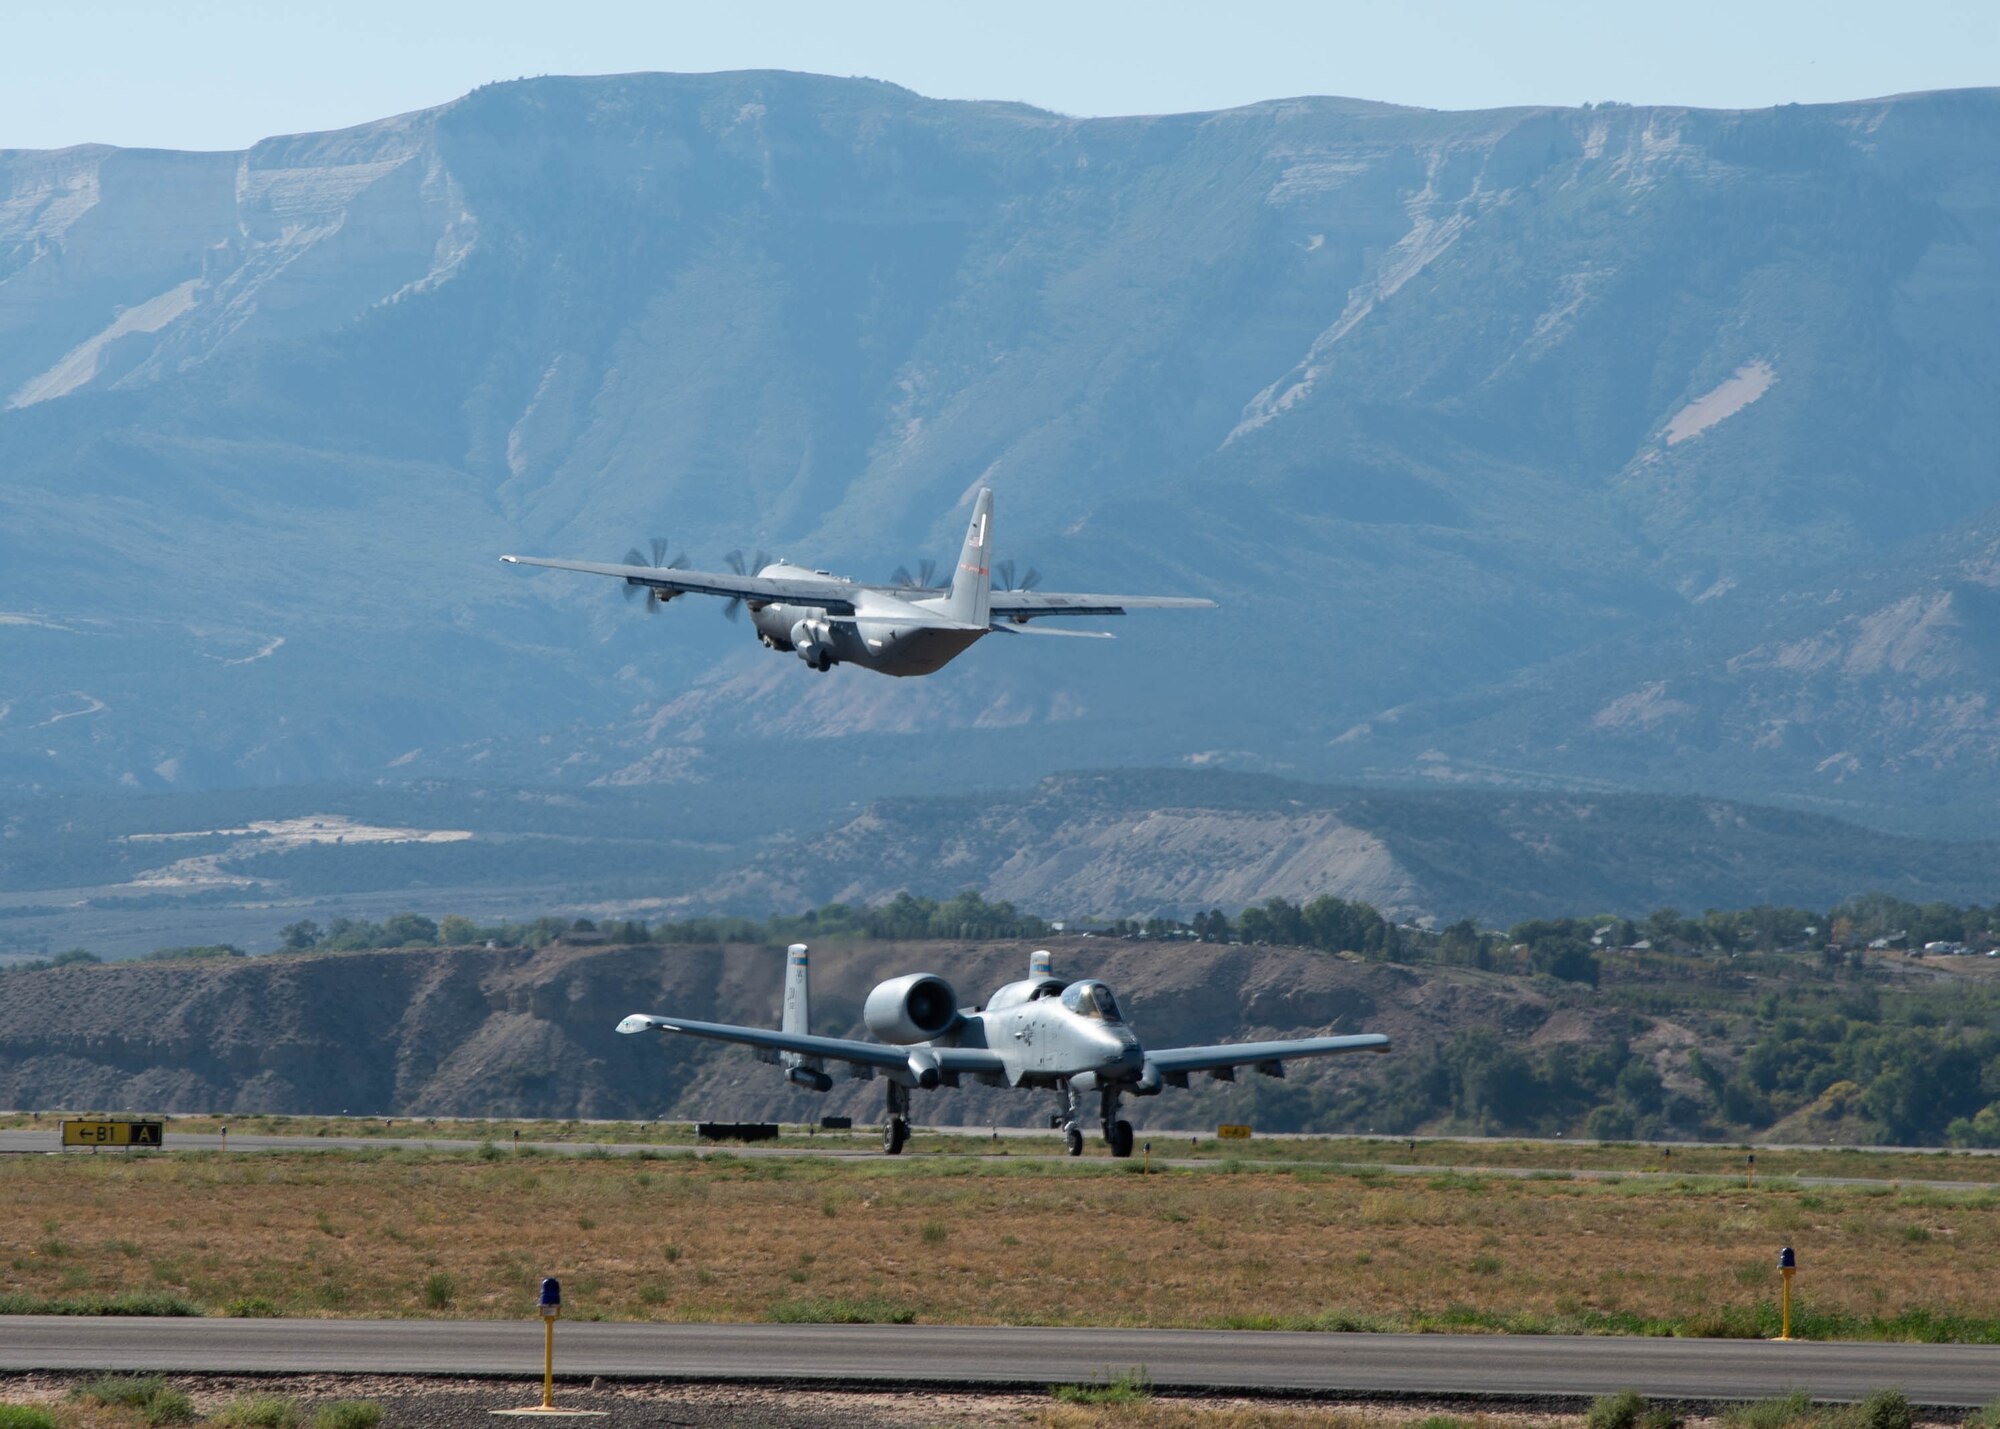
[1216, 1124, 1253, 1141]
[62, 1119, 163, 1149]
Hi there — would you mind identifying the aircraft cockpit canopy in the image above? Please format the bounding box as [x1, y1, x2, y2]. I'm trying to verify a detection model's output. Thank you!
[985, 977, 1065, 1012]
[1060, 980, 1123, 1023]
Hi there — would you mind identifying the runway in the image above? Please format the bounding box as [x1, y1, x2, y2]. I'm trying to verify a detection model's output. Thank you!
[2, 1317, 1996, 1406]
[3, 1129, 1994, 1193]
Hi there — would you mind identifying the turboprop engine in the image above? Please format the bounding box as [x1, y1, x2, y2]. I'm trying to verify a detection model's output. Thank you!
[863, 973, 960, 1044]
[790, 617, 832, 668]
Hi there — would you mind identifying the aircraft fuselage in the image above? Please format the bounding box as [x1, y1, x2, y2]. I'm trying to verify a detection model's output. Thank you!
[749, 571, 988, 677]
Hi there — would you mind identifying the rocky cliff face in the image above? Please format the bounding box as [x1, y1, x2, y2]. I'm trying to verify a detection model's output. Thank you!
[4, 76, 2000, 828]
[0, 939, 1573, 1128]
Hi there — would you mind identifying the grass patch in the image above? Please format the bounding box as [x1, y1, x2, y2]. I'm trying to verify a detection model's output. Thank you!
[212, 1396, 303, 1429]
[422, 1272, 455, 1310]
[1828, 1389, 1913, 1429]
[0, 1408, 57, 1429]
[308, 1404, 382, 1429]
[68, 1376, 195, 1426]
[1589, 1389, 1683, 1429]
[225, 1296, 280, 1318]
[1723, 1391, 1815, 1429]
[1051, 1367, 1151, 1405]
[0, 1292, 201, 1316]
[765, 1296, 917, 1324]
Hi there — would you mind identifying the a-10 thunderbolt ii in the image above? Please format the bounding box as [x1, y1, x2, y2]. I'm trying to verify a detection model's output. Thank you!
[617, 946, 1390, 1156]
[502, 487, 1214, 676]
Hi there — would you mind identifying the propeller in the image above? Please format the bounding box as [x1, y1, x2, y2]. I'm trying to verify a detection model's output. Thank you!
[621, 538, 685, 613]
[994, 559, 1042, 592]
[890, 558, 940, 590]
[721, 549, 771, 622]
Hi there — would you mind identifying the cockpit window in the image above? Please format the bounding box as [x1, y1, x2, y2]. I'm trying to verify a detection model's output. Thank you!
[1060, 980, 1123, 1022]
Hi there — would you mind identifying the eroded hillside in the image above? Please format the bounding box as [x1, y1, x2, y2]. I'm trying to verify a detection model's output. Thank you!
[0, 938, 1594, 1129]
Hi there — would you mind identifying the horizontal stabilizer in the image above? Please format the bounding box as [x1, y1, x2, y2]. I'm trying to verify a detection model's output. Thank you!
[989, 623, 1115, 639]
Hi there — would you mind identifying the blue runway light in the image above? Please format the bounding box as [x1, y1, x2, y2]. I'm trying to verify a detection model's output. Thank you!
[1778, 1246, 1795, 1269]
[539, 1277, 561, 1310]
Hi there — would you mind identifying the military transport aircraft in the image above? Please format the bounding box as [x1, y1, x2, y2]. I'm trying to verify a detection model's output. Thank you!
[502, 488, 1214, 676]
[617, 946, 1390, 1156]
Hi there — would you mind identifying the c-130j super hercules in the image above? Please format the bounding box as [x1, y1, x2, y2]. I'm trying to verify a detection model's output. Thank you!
[503, 487, 1214, 676]
[619, 946, 1391, 1156]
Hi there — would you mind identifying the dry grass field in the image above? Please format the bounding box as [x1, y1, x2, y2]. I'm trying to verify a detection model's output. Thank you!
[3, 1148, 1998, 1340]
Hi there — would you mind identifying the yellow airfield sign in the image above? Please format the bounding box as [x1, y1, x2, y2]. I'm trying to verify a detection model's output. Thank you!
[1216, 1124, 1253, 1141]
[62, 1119, 164, 1148]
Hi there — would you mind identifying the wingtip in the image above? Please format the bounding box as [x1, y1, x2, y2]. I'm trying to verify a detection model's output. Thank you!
[500, 554, 520, 564]
[616, 1014, 659, 1035]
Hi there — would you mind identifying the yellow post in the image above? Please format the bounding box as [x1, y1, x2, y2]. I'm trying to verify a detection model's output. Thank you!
[542, 1314, 555, 1407]
[1747, 1152, 1756, 1188]
[1144, 1141, 1151, 1175]
[1774, 1246, 1796, 1340]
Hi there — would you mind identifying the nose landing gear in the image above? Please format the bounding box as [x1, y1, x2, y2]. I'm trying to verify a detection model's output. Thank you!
[1056, 1082, 1084, 1156]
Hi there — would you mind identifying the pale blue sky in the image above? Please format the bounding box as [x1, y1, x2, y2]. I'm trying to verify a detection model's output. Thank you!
[3, 0, 1995, 152]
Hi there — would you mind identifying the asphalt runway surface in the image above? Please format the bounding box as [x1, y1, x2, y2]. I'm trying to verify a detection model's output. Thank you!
[4, 1129, 1996, 1192]
[4, 1317, 1997, 1406]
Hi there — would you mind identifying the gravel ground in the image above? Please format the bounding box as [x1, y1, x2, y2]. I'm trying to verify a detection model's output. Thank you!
[2, 1373, 1976, 1429]
[0, 1373, 1606, 1428]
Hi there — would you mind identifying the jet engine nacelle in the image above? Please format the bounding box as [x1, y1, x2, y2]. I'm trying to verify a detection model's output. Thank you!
[863, 972, 961, 1044]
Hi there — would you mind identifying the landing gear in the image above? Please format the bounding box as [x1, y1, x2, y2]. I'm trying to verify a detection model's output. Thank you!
[883, 1080, 910, 1155]
[1057, 1082, 1085, 1157]
[1101, 1088, 1135, 1158]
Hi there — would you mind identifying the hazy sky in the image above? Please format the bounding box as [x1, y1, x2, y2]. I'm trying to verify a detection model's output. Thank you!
[3, 0, 1995, 152]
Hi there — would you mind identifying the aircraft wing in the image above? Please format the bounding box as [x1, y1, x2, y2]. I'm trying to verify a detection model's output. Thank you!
[617, 1013, 907, 1070]
[501, 556, 862, 615]
[989, 591, 1217, 620]
[1146, 1032, 1390, 1082]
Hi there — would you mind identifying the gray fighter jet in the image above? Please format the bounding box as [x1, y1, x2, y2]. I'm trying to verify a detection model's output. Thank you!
[617, 945, 1390, 1156]
[502, 488, 1214, 676]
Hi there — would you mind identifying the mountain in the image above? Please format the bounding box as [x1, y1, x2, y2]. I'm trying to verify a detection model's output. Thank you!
[701, 770, 2000, 924]
[4, 75, 2000, 835]
[5, 772, 1997, 963]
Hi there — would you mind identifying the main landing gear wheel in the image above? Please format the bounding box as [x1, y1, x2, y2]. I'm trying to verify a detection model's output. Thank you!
[1063, 1122, 1085, 1157]
[883, 1118, 909, 1155]
[1109, 1120, 1135, 1159]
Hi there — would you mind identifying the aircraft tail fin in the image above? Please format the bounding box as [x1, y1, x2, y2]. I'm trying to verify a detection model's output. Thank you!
[942, 487, 994, 627]
[782, 943, 811, 1036]
[778, 943, 831, 1091]
[1030, 948, 1053, 979]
